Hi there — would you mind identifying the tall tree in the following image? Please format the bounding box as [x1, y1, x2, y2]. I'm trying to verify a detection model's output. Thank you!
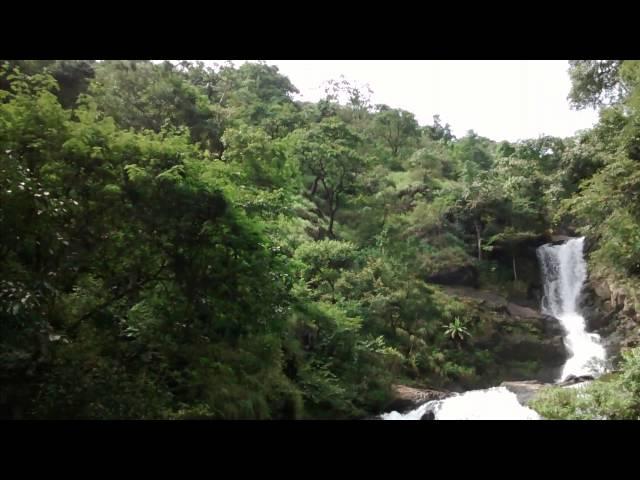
[289, 118, 366, 237]
[372, 105, 420, 159]
[568, 60, 625, 109]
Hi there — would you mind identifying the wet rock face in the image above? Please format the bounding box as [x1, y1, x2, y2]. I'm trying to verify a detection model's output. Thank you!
[580, 280, 617, 332]
[600, 331, 624, 360]
[580, 273, 640, 363]
[592, 280, 611, 301]
[505, 303, 539, 319]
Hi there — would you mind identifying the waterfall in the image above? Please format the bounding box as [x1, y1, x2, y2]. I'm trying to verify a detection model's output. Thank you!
[381, 236, 607, 420]
[537, 237, 606, 380]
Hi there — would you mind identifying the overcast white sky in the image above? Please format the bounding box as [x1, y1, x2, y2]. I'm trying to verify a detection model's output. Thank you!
[197, 60, 599, 142]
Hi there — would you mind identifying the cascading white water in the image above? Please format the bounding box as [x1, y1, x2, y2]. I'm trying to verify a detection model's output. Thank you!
[381, 387, 541, 420]
[381, 236, 606, 420]
[537, 237, 606, 380]
[381, 400, 434, 420]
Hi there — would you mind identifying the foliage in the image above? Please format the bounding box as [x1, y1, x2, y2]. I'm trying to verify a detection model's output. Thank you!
[3, 58, 640, 420]
[531, 347, 640, 420]
[443, 317, 471, 341]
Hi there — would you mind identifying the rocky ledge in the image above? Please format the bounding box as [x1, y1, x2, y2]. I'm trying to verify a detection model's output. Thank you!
[501, 375, 595, 405]
[384, 384, 451, 413]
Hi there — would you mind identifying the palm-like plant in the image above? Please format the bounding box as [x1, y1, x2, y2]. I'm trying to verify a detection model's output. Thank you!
[443, 317, 471, 341]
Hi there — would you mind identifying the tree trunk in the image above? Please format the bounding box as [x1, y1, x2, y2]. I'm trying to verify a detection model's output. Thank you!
[310, 176, 320, 196]
[328, 279, 336, 303]
[474, 220, 482, 261]
[331, 193, 342, 238]
[326, 189, 339, 238]
[391, 144, 399, 158]
[512, 255, 518, 281]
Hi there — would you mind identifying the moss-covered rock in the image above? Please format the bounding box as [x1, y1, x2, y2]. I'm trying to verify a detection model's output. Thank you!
[438, 285, 567, 387]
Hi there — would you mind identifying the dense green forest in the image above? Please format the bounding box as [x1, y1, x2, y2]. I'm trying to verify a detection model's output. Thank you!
[1, 60, 639, 419]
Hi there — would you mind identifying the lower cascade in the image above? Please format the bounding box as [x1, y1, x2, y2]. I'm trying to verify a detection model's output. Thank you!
[381, 236, 606, 420]
[381, 387, 541, 420]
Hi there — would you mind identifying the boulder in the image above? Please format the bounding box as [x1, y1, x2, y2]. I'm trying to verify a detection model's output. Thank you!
[420, 410, 435, 420]
[541, 314, 566, 338]
[501, 380, 547, 405]
[385, 384, 450, 413]
[592, 280, 611, 301]
[440, 285, 507, 307]
[495, 334, 566, 366]
[557, 375, 594, 387]
[426, 265, 478, 288]
[505, 303, 541, 319]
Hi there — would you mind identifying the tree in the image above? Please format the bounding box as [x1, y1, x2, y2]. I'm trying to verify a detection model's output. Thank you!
[321, 76, 374, 123]
[486, 228, 539, 281]
[372, 105, 420, 159]
[221, 124, 294, 188]
[424, 115, 455, 144]
[89, 60, 226, 154]
[290, 118, 366, 237]
[0, 67, 300, 419]
[10, 57, 638, 420]
[0, 60, 96, 109]
[568, 60, 626, 109]
[294, 239, 357, 303]
[217, 61, 302, 138]
[454, 130, 494, 182]
[561, 60, 640, 277]
[454, 179, 503, 261]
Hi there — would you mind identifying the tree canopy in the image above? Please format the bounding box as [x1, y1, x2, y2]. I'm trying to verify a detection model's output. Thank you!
[2, 59, 640, 420]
